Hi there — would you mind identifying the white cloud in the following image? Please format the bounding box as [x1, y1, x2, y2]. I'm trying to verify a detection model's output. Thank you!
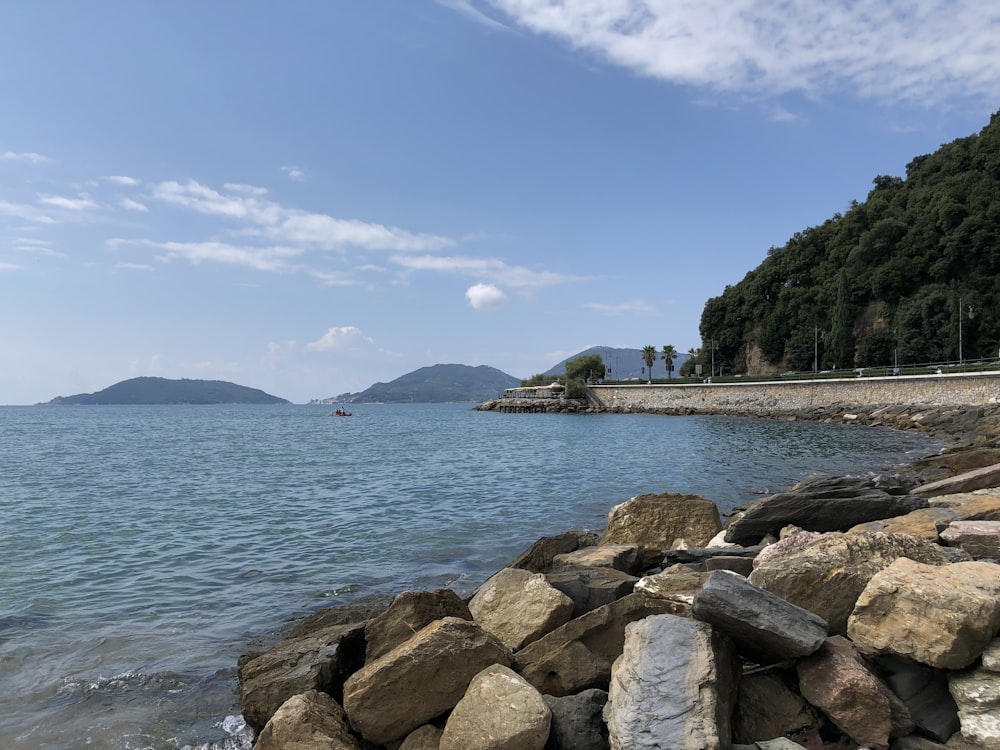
[13, 238, 64, 257]
[391, 253, 589, 288]
[0, 262, 24, 272]
[0, 200, 56, 224]
[466, 283, 508, 310]
[307, 326, 366, 352]
[126, 239, 301, 272]
[120, 198, 149, 212]
[37, 193, 100, 211]
[309, 269, 365, 287]
[584, 299, 656, 315]
[488, 0, 1000, 105]
[1, 151, 54, 164]
[437, 0, 512, 31]
[281, 166, 306, 182]
[225, 182, 268, 195]
[114, 262, 155, 271]
[105, 175, 140, 186]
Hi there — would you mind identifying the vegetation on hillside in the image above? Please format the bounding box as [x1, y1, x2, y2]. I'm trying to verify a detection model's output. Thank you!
[698, 111, 1000, 376]
[343, 364, 520, 403]
[48, 377, 290, 405]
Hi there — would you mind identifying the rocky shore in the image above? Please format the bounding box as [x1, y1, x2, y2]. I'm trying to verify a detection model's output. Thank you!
[235, 407, 1000, 749]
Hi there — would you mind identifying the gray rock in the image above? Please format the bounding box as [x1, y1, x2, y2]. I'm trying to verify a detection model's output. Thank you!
[731, 669, 818, 744]
[252, 690, 360, 750]
[543, 689, 609, 750]
[948, 658, 1000, 746]
[552, 545, 644, 575]
[546, 565, 638, 618]
[692, 570, 828, 665]
[913, 463, 1000, 497]
[604, 614, 739, 750]
[439, 664, 550, 750]
[364, 588, 472, 662]
[509, 530, 601, 573]
[723, 475, 929, 545]
[874, 655, 959, 742]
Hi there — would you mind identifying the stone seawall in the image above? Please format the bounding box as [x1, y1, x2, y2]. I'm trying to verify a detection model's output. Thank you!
[590, 372, 1000, 414]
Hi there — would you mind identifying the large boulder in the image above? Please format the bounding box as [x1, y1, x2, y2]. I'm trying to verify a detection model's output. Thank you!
[238, 621, 367, 732]
[543, 689, 609, 750]
[546, 565, 638, 618]
[848, 558, 1000, 669]
[552, 544, 644, 575]
[439, 664, 551, 750]
[797, 636, 912, 750]
[342, 617, 512, 745]
[469, 567, 575, 650]
[847, 506, 962, 539]
[515, 592, 689, 696]
[364, 588, 472, 662]
[604, 613, 739, 750]
[692, 570, 828, 665]
[948, 637, 1000, 747]
[509, 530, 601, 573]
[635, 564, 710, 605]
[252, 690, 360, 750]
[939, 520, 1000, 560]
[600, 493, 722, 550]
[731, 669, 818, 745]
[929, 491, 1000, 520]
[748, 532, 952, 633]
[723, 475, 928, 545]
[913, 463, 1000, 497]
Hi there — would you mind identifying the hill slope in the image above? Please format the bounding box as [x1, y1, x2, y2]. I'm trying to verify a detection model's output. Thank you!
[701, 110, 1000, 374]
[544, 346, 690, 380]
[329, 364, 520, 404]
[47, 377, 290, 405]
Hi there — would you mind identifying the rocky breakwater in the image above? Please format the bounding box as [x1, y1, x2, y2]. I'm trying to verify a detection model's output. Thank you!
[474, 396, 598, 414]
[235, 445, 1000, 750]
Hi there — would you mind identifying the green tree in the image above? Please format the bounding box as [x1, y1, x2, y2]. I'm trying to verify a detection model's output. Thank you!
[641, 345, 656, 383]
[661, 345, 677, 378]
[565, 354, 605, 382]
[680, 347, 700, 377]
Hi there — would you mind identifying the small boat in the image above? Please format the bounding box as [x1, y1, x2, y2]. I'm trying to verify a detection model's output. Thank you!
[330, 407, 353, 417]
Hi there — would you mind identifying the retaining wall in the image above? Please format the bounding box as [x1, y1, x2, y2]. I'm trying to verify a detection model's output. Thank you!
[590, 372, 1000, 414]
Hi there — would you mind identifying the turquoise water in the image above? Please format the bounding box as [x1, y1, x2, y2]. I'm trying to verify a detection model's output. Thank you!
[0, 403, 939, 748]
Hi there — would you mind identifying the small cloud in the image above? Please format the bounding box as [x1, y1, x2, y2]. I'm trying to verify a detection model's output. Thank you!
[309, 269, 364, 287]
[114, 262, 155, 271]
[437, 0, 512, 31]
[1, 151, 54, 164]
[307, 326, 367, 352]
[225, 182, 268, 195]
[466, 282, 507, 310]
[120, 198, 149, 212]
[583, 300, 656, 315]
[13, 238, 64, 258]
[37, 193, 100, 211]
[0, 200, 56, 224]
[0, 262, 24, 272]
[281, 166, 306, 182]
[105, 175, 140, 186]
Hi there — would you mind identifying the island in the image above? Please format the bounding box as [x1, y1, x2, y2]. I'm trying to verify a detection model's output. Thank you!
[45, 377, 290, 405]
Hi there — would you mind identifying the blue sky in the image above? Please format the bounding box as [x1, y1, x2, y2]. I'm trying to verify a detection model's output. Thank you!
[2, 1, 998, 404]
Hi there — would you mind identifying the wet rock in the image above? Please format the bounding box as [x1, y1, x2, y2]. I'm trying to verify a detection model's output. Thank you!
[342, 617, 512, 745]
[723, 475, 929, 545]
[252, 689, 360, 750]
[543, 689, 609, 750]
[692, 570, 828, 665]
[439, 664, 550, 750]
[748, 532, 952, 634]
[848, 558, 1000, 669]
[600, 492, 722, 550]
[797, 636, 913, 750]
[364, 588, 472, 662]
[469, 567, 574, 650]
[604, 613, 738, 750]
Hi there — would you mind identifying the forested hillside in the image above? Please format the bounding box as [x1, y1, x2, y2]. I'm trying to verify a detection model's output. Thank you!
[699, 111, 1000, 375]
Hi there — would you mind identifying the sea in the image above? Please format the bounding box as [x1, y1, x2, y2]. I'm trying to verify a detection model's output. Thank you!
[0, 402, 941, 749]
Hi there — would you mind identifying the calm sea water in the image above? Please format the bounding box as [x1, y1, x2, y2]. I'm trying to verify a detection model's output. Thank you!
[0, 403, 940, 749]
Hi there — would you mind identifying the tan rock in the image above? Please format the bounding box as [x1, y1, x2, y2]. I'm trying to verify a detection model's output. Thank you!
[342, 617, 512, 745]
[929, 491, 1000, 520]
[552, 544, 643, 575]
[635, 564, 709, 605]
[748, 532, 951, 634]
[847, 506, 961, 540]
[399, 724, 444, 750]
[364, 588, 471, 662]
[797, 636, 912, 750]
[469, 567, 574, 650]
[600, 493, 722, 550]
[439, 664, 551, 750]
[848, 559, 1000, 669]
[252, 690, 360, 750]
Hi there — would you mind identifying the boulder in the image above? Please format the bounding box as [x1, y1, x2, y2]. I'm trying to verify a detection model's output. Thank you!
[848, 558, 1000, 669]
[929, 491, 1000, 520]
[692, 570, 828, 665]
[342, 617, 512, 745]
[251, 690, 360, 750]
[723, 475, 928, 545]
[238, 621, 367, 732]
[748, 532, 952, 634]
[365, 588, 472, 662]
[847, 506, 961, 540]
[552, 544, 643, 575]
[797, 636, 913, 750]
[913, 463, 1000, 498]
[545, 565, 638, 618]
[949, 638, 1000, 746]
[873, 655, 959, 742]
[635, 564, 709, 605]
[910, 447, 1000, 482]
[509, 530, 601, 573]
[543, 689, 609, 750]
[439, 664, 550, 750]
[604, 613, 739, 750]
[731, 669, 818, 745]
[515, 592, 689, 696]
[469, 567, 575, 650]
[752, 531, 827, 568]
[600, 493, 722, 550]
[399, 724, 444, 750]
[939, 520, 1000, 560]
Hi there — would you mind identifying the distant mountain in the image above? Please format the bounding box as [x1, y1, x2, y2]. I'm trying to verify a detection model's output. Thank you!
[47, 377, 290, 405]
[544, 346, 690, 380]
[326, 364, 521, 404]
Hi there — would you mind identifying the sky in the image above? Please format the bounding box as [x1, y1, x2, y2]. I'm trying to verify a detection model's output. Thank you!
[2, 1, 999, 404]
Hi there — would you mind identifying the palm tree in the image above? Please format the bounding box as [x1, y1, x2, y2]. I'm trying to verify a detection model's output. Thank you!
[641, 345, 656, 384]
[661, 345, 677, 379]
